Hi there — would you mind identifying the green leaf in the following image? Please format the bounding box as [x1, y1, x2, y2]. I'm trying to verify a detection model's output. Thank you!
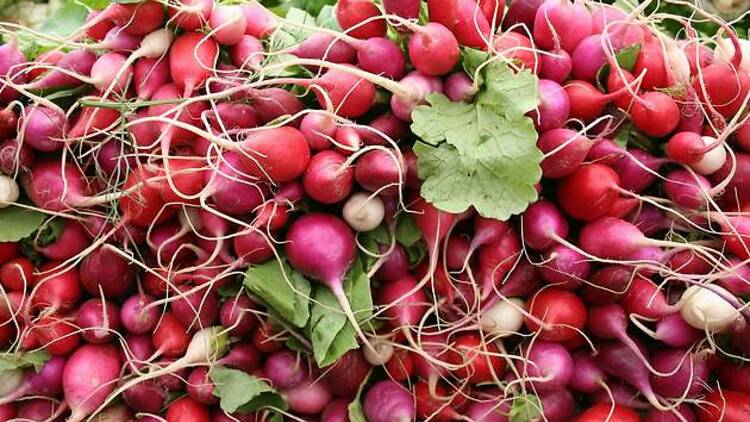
[405, 242, 427, 266]
[614, 122, 632, 149]
[316, 5, 341, 30]
[395, 213, 421, 247]
[411, 59, 542, 220]
[39, 0, 89, 37]
[79, 0, 110, 9]
[0, 350, 51, 372]
[210, 367, 287, 413]
[596, 44, 642, 90]
[347, 369, 372, 422]
[462, 48, 491, 85]
[284, 7, 317, 41]
[0, 207, 47, 242]
[509, 394, 542, 422]
[243, 259, 311, 328]
[308, 258, 372, 367]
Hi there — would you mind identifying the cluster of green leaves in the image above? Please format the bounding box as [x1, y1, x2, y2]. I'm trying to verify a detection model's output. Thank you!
[0, 350, 50, 372]
[410, 49, 542, 221]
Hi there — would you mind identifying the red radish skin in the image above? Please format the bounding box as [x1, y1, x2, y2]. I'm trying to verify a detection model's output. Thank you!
[209, 5, 246, 46]
[76, 299, 121, 344]
[533, 0, 592, 53]
[571, 35, 606, 81]
[363, 380, 415, 422]
[447, 333, 506, 383]
[169, 32, 219, 95]
[133, 57, 171, 100]
[230, 35, 264, 69]
[494, 31, 538, 71]
[63, 344, 121, 422]
[168, 0, 214, 31]
[557, 164, 621, 221]
[322, 349, 371, 397]
[540, 244, 590, 289]
[108, 1, 164, 35]
[283, 379, 332, 415]
[378, 275, 429, 327]
[353, 37, 406, 80]
[538, 128, 594, 178]
[522, 199, 569, 251]
[630, 92, 681, 138]
[152, 313, 190, 357]
[166, 396, 210, 422]
[526, 287, 587, 342]
[518, 341, 574, 393]
[696, 390, 750, 422]
[80, 245, 136, 299]
[408, 23, 460, 76]
[25, 49, 96, 91]
[575, 403, 642, 422]
[336, 0, 387, 39]
[37, 220, 88, 261]
[238, 126, 311, 183]
[219, 296, 257, 336]
[120, 294, 158, 334]
[31, 263, 81, 313]
[477, 228, 521, 299]
[649, 349, 709, 398]
[303, 150, 354, 204]
[532, 79, 570, 131]
[569, 351, 607, 393]
[633, 42, 668, 90]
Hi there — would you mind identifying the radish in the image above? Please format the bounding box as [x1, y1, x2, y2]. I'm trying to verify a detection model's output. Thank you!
[390, 71, 443, 121]
[569, 351, 607, 393]
[633, 41, 668, 90]
[238, 126, 311, 183]
[354, 148, 404, 196]
[133, 56, 171, 100]
[557, 164, 621, 221]
[533, 0, 592, 53]
[285, 213, 370, 345]
[322, 399, 351, 422]
[63, 344, 121, 422]
[322, 349, 371, 397]
[532, 79, 570, 131]
[384, 0, 420, 18]
[408, 23, 460, 76]
[0, 175, 18, 207]
[697, 390, 750, 422]
[31, 262, 81, 313]
[540, 244, 590, 289]
[303, 150, 354, 204]
[477, 227, 521, 299]
[336, 0, 386, 39]
[522, 199, 569, 251]
[503, 0, 544, 31]
[645, 406, 696, 422]
[679, 284, 742, 333]
[526, 287, 587, 341]
[538, 128, 594, 178]
[693, 37, 750, 119]
[0, 356, 64, 405]
[220, 342, 261, 373]
[447, 333, 505, 383]
[493, 31, 538, 71]
[166, 396, 210, 422]
[290, 32, 357, 65]
[540, 49, 572, 83]
[21, 106, 67, 152]
[444, 72, 477, 102]
[263, 350, 306, 389]
[300, 112, 337, 150]
[649, 349, 708, 398]
[121, 294, 158, 334]
[76, 299, 120, 344]
[80, 245, 136, 299]
[283, 378, 332, 415]
[209, 5, 247, 45]
[240, 3, 277, 38]
[564, 79, 635, 122]
[230, 35, 264, 69]
[571, 35, 606, 82]
[375, 244, 410, 282]
[169, 32, 219, 96]
[351, 37, 406, 80]
[595, 340, 665, 409]
[36, 220, 88, 260]
[363, 380, 415, 422]
[168, 0, 214, 31]
[630, 91, 681, 137]
[377, 275, 429, 328]
[575, 403, 641, 422]
[186, 367, 217, 405]
[613, 149, 665, 193]
[343, 192, 385, 231]
[105, 1, 164, 35]
[663, 169, 712, 209]
[518, 341, 574, 393]
[480, 297, 524, 337]
[170, 284, 219, 329]
[24, 49, 96, 91]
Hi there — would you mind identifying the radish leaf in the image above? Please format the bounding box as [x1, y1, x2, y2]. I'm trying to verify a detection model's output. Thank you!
[243, 259, 311, 328]
[211, 367, 287, 413]
[0, 206, 46, 242]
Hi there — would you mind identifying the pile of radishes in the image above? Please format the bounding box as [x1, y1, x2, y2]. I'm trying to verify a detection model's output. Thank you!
[0, 0, 749, 420]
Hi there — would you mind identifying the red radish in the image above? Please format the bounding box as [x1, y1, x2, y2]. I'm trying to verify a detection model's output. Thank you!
[408, 23, 460, 76]
[283, 378, 332, 415]
[446, 235, 471, 270]
[363, 380, 415, 422]
[246, 88, 304, 123]
[238, 126, 311, 183]
[447, 333, 505, 383]
[564, 80, 631, 121]
[209, 5, 246, 45]
[285, 213, 369, 345]
[63, 344, 121, 422]
[538, 128, 594, 178]
[208, 152, 266, 215]
[540, 49, 572, 83]
[336, 0, 386, 39]
[540, 244, 589, 289]
[522, 199, 568, 251]
[569, 351, 607, 393]
[169, 32, 219, 96]
[263, 350, 306, 389]
[533, 0, 592, 53]
[375, 244, 410, 282]
[346, 37, 406, 80]
[133, 57, 171, 100]
[291, 32, 356, 66]
[613, 149, 664, 193]
[170, 285, 219, 329]
[166, 396, 210, 422]
[322, 399, 351, 422]
[557, 163, 621, 221]
[25, 49, 96, 91]
[518, 341, 574, 393]
[477, 228, 521, 299]
[76, 299, 120, 344]
[663, 169, 712, 209]
[493, 31, 538, 71]
[120, 294, 158, 334]
[80, 245, 136, 299]
[526, 287, 587, 341]
[230, 35, 264, 69]
[378, 275, 429, 327]
[123, 381, 166, 413]
[414, 381, 462, 421]
[532, 79, 570, 131]
[502, 0, 544, 31]
[219, 296, 257, 336]
[36, 220, 88, 261]
[0, 42, 25, 104]
[451, 0, 493, 48]
[31, 263, 81, 312]
[571, 35, 606, 81]
[391, 71, 443, 121]
[300, 112, 337, 150]
[633, 42, 668, 90]
[168, 0, 214, 31]
[220, 342, 261, 372]
[21, 106, 67, 152]
[85, 11, 115, 41]
[630, 91, 681, 137]
[354, 148, 403, 196]
[303, 150, 354, 204]
[596, 340, 665, 409]
[322, 349, 371, 397]
[241, 3, 277, 38]
[152, 313, 190, 357]
[186, 367, 217, 405]
[574, 403, 641, 422]
[0, 257, 32, 291]
[444, 72, 476, 102]
[120, 167, 173, 227]
[649, 349, 708, 398]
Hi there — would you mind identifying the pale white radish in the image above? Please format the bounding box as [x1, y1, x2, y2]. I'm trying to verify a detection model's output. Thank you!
[480, 298, 526, 337]
[714, 36, 750, 73]
[342, 192, 385, 232]
[0, 175, 19, 208]
[363, 337, 394, 366]
[679, 285, 741, 333]
[690, 136, 726, 175]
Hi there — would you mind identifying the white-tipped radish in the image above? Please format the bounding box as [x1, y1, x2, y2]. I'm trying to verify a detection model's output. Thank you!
[363, 338, 394, 366]
[480, 297, 526, 337]
[680, 285, 741, 333]
[342, 192, 385, 232]
[179, 326, 229, 365]
[714, 37, 750, 73]
[0, 175, 19, 208]
[663, 37, 691, 85]
[138, 28, 175, 59]
[689, 136, 726, 175]
[0, 368, 23, 397]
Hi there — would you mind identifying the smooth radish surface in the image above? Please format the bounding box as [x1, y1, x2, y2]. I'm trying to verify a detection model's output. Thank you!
[363, 380, 415, 422]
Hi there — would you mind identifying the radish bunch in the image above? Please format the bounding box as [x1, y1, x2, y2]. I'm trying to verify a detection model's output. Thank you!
[0, 0, 749, 420]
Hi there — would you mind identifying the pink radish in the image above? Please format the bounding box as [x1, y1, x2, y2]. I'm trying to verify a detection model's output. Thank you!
[209, 5, 247, 45]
